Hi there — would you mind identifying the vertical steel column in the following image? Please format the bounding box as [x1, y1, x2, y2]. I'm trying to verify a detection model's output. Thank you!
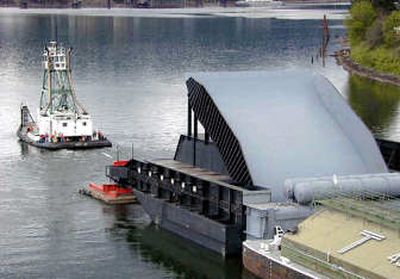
[187, 102, 192, 138]
[20, 107, 23, 128]
[194, 115, 198, 138]
[193, 115, 198, 166]
[205, 132, 210, 144]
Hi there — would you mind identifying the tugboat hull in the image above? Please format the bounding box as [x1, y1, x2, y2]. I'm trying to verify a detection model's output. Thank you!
[17, 127, 112, 150]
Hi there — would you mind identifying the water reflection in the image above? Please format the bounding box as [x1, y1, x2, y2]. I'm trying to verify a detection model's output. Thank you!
[107, 205, 254, 279]
[348, 75, 400, 141]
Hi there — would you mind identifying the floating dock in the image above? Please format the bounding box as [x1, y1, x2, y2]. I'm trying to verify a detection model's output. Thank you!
[83, 160, 136, 204]
[86, 183, 136, 204]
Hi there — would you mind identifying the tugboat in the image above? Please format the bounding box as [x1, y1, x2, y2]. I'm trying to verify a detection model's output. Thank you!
[17, 41, 112, 150]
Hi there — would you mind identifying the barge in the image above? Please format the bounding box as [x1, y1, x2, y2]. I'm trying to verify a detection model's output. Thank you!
[17, 41, 111, 150]
[100, 70, 400, 279]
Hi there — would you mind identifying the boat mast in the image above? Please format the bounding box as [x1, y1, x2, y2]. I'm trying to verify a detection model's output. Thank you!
[66, 47, 87, 114]
[47, 47, 52, 114]
[40, 42, 81, 115]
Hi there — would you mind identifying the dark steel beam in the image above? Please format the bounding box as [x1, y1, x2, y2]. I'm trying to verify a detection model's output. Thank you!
[193, 115, 198, 166]
[205, 132, 210, 144]
[187, 103, 192, 137]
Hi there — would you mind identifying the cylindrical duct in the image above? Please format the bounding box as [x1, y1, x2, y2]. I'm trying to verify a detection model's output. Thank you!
[285, 173, 400, 205]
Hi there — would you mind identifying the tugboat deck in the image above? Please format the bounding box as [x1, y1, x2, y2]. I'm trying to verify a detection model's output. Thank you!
[18, 127, 112, 150]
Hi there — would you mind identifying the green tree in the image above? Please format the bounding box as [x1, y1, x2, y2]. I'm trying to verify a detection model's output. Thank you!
[346, 1, 378, 45]
[383, 11, 400, 47]
[366, 17, 384, 47]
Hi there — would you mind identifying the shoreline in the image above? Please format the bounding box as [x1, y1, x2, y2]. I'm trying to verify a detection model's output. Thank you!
[0, 6, 348, 19]
[335, 49, 400, 87]
[0, 0, 351, 8]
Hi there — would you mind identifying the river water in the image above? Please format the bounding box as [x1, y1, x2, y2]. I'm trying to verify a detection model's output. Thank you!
[0, 8, 400, 279]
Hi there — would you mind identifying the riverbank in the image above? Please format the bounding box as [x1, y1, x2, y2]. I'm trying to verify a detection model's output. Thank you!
[0, 6, 348, 19]
[343, 1, 400, 85]
[0, 0, 351, 9]
[335, 49, 400, 87]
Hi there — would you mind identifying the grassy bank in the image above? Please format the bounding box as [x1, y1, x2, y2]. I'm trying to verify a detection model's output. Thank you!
[346, 0, 400, 77]
[351, 45, 400, 75]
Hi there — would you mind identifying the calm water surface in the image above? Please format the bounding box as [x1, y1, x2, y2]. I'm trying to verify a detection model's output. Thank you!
[0, 11, 400, 278]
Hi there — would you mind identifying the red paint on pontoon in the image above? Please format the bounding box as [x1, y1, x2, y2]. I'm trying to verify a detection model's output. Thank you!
[112, 160, 129, 167]
[89, 182, 132, 198]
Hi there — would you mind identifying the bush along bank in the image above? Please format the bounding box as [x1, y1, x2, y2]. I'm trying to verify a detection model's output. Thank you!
[345, 0, 400, 77]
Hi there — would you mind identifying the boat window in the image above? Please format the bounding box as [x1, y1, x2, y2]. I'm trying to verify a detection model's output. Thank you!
[62, 123, 68, 127]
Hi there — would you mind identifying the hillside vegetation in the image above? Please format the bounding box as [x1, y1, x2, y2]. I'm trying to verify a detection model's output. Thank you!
[346, 0, 400, 76]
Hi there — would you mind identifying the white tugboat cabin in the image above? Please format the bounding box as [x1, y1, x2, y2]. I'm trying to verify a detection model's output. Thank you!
[18, 41, 111, 149]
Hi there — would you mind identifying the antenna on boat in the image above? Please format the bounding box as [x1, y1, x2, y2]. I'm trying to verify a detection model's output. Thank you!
[50, 15, 59, 42]
[55, 16, 58, 42]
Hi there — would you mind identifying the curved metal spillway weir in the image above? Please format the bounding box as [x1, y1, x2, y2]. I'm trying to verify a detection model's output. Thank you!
[186, 70, 387, 201]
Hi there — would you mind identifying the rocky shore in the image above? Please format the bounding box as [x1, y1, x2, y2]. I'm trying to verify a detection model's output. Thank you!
[335, 49, 400, 87]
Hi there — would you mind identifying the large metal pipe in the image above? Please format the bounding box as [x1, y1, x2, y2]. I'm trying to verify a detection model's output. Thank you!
[285, 173, 400, 205]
